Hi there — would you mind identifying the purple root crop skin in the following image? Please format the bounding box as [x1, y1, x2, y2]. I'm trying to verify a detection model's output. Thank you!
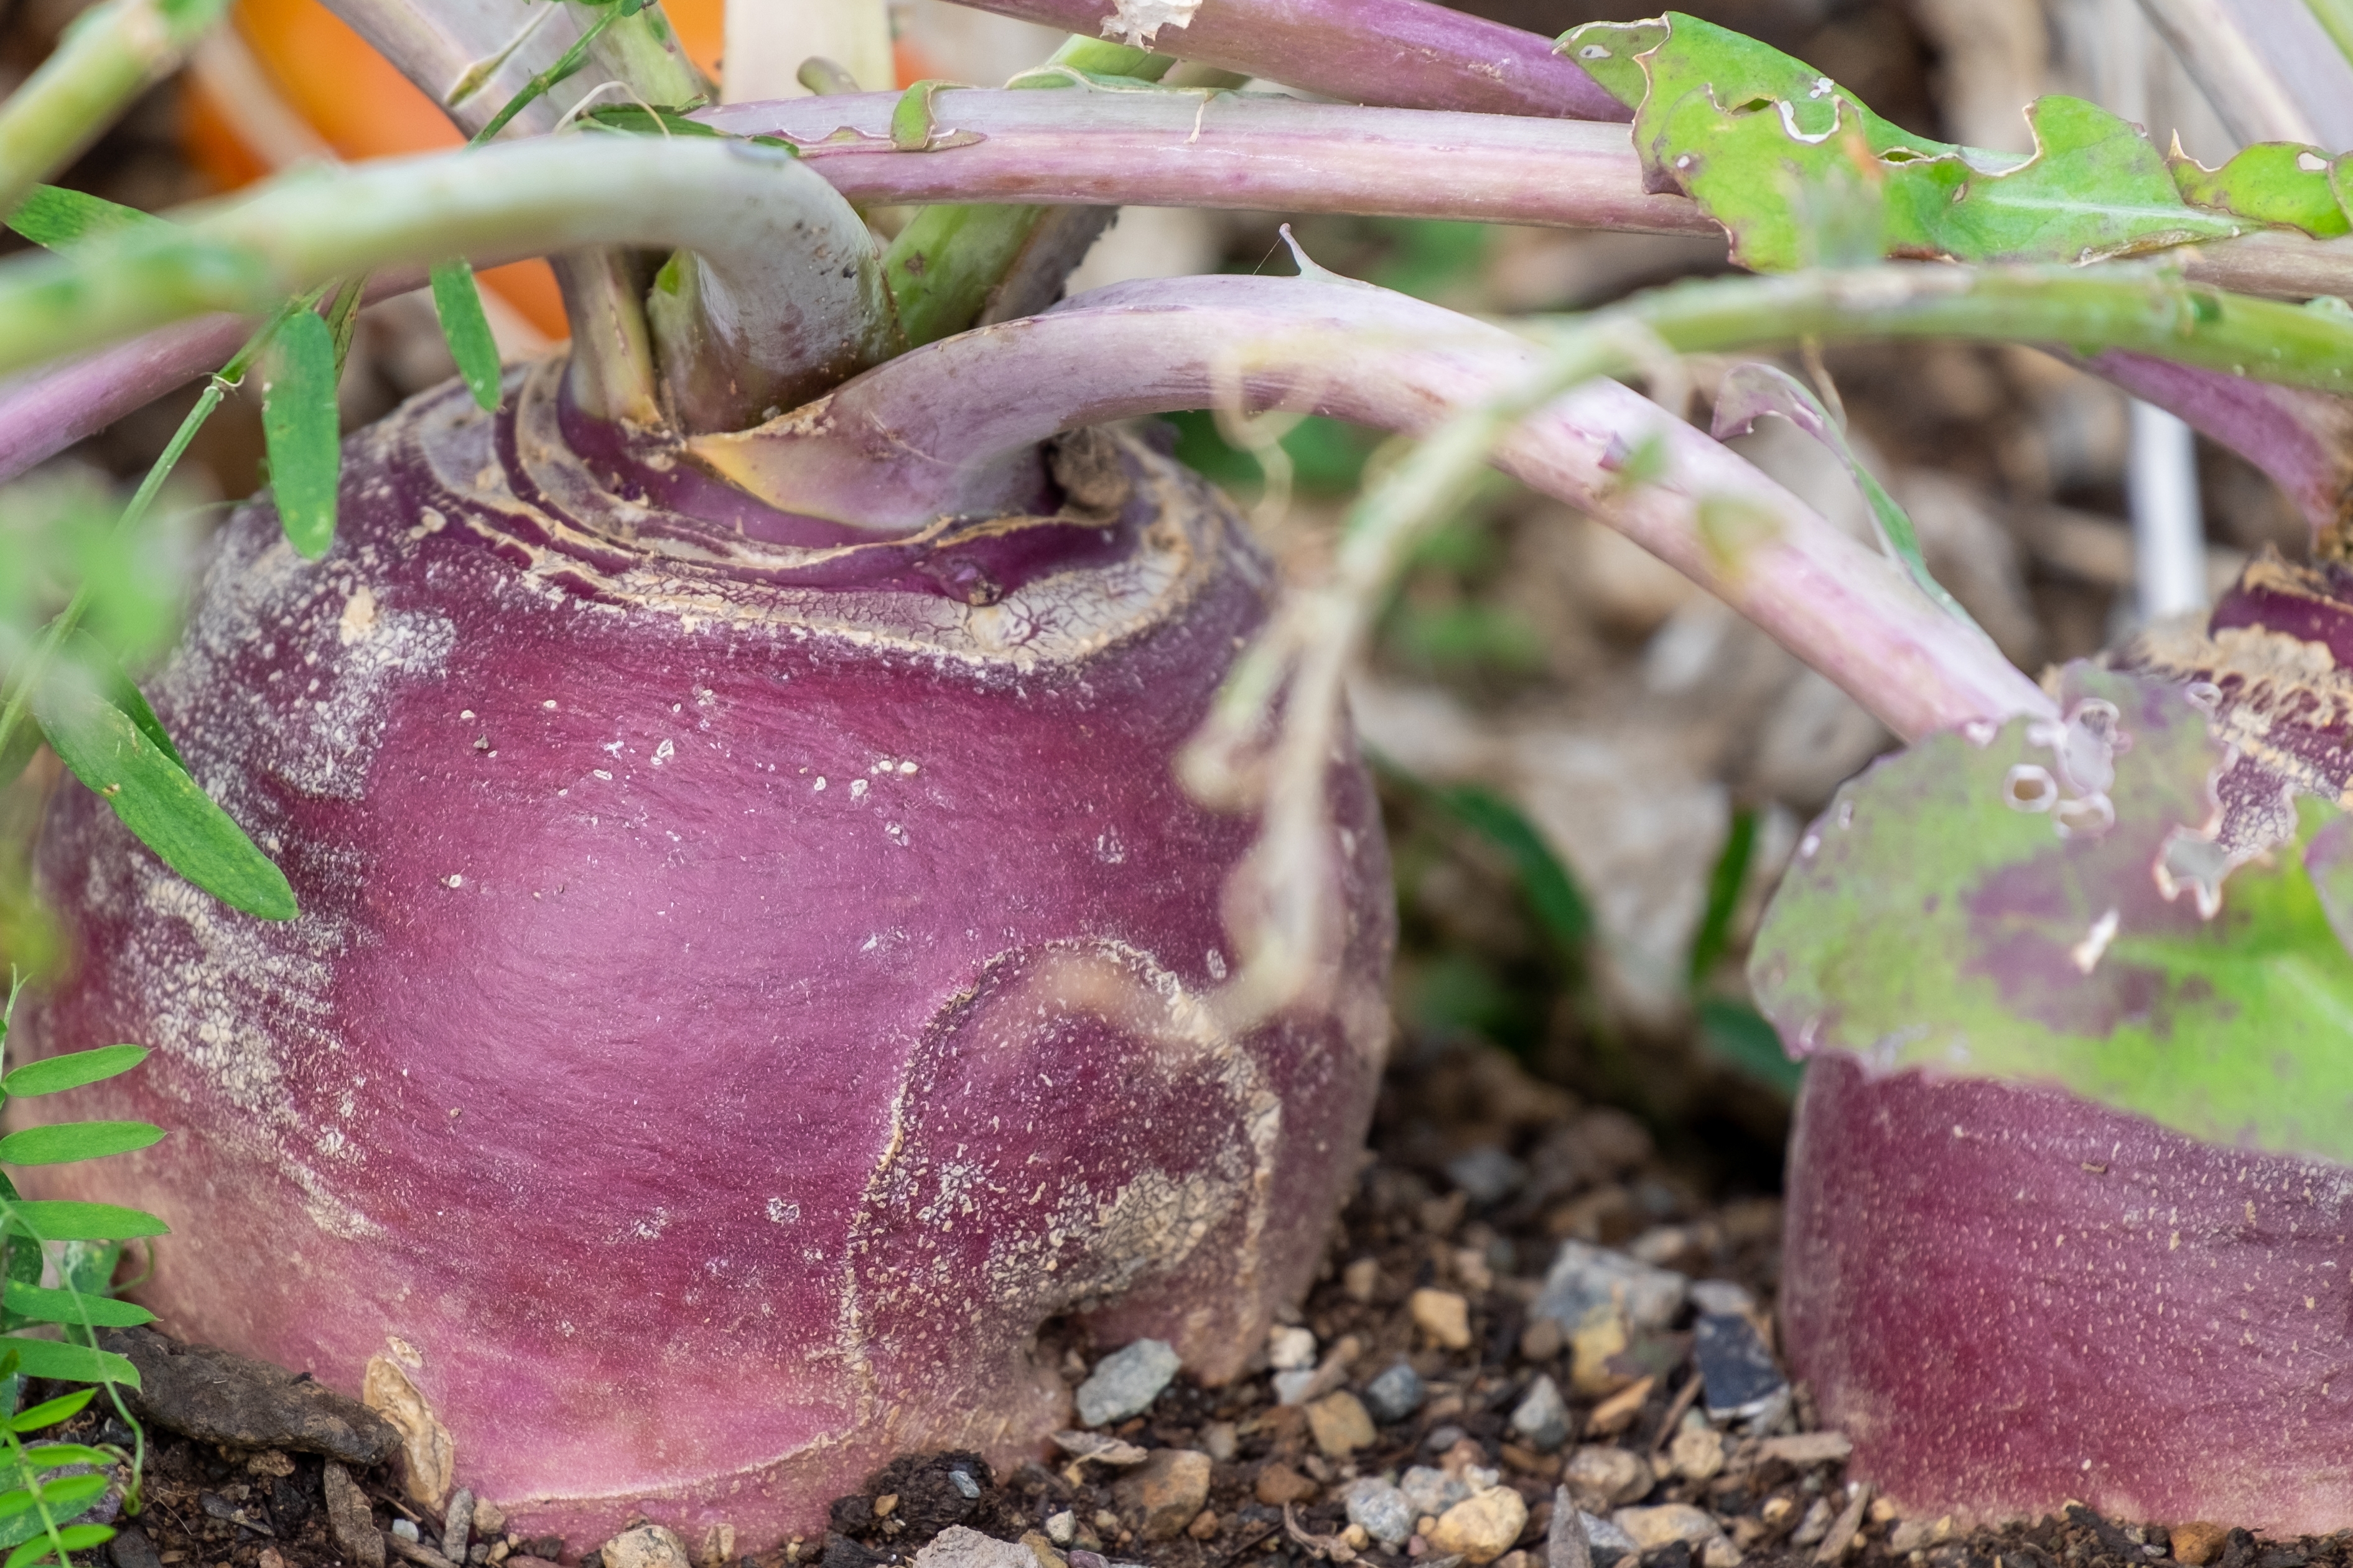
[1784, 1053, 2353, 1534]
[18, 364, 1394, 1543]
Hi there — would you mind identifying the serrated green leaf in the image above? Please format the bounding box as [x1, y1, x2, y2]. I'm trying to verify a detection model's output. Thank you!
[0, 1340, 133, 1391]
[33, 675, 296, 921]
[2, 1204, 165, 1244]
[1752, 663, 2353, 1166]
[0, 1291, 147, 1334]
[428, 259, 502, 411]
[7, 1393, 93, 1434]
[3, 188, 165, 255]
[1, 1047, 145, 1101]
[1606, 12, 2242, 271]
[0, 1124, 161, 1167]
[258, 309, 340, 560]
[2172, 142, 2351, 238]
[5, 1521, 112, 1568]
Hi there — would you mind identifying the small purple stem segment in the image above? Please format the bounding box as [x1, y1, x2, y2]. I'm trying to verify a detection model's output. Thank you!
[691, 273, 2050, 743]
[936, 0, 1626, 121]
[697, 91, 1702, 234]
[0, 266, 432, 488]
[2089, 350, 2353, 539]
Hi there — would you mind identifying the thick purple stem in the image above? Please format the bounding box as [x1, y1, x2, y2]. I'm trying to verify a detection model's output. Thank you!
[2091, 350, 2353, 537]
[691, 273, 2049, 743]
[698, 91, 1703, 233]
[938, 0, 1626, 121]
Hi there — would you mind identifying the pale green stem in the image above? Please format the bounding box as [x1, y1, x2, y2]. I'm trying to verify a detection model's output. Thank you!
[0, 0, 231, 216]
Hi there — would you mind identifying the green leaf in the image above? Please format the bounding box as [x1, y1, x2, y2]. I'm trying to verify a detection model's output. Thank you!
[428, 259, 503, 412]
[1751, 663, 2353, 1166]
[6, 1521, 113, 1568]
[7, 1449, 114, 1476]
[0, 1124, 161, 1167]
[2171, 142, 2351, 239]
[33, 675, 296, 921]
[1, 1204, 165, 1243]
[7, 1393, 93, 1434]
[3, 189, 165, 254]
[0, 1291, 148, 1333]
[258, 308, 340, 560]
[1689, 807, 1758, 986]
[1711, 362, 1973, 623]
[1599, 12, 2242, 271]
[1431, 783, 1592, 955]
[0, 1047, 145, 1101]
[0, 1340, 134, 1390]
[1695, 997, 1804, 1094]
[80, 651, 183, 774]
[1554, 18, 1667, 108]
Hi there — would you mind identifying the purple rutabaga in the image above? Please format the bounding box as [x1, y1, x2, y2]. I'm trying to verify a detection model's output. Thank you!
[14, 360, 1394, 1539]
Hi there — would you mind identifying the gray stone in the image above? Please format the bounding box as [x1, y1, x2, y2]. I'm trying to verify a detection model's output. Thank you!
[1687, 1281, 1756, 1318]
[443, 1490, 475, 1563]
[1272, 1369, 1320, 1406]
[1582, 1515, 1639, 1561]
[1075, 1340, 1180, 1427]
[1562, 1447, 1652, 1510]
[911, 1528, 1036, 1568]
[1545, 1491, 1591, 1568]
[108, 1530, 162, 1568]
[1399, 1465, 1472, 1520]
[99, 1329, 400, 1464]
[1531, 1244, 1687, 1336]
[1509, 1375, 1572, 1453]
[1344, 1480, 1415, 1545]
[1268, 1327, 1317, 1371]
[1445, 1148, 1529, 1205]
[1694, 1314, 1787, 1422]
[1363, 1362, 1427, 1425]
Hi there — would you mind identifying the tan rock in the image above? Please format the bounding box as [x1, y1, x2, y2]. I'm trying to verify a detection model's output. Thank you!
[908, 1528, 1034, 1568]
[1584, 1376, 1654, 1437]
[1254, 1463, 1319, 1506]
[2171, 1524, 2229, 1567]
[1563, 1445, 1653, 1509]
[1114, 1450, 1213, 1541]
[322, 1463, 384, 1568]
[1344, 1259, 1382, 1302]
[1613, 1505, 1724, 1552]
[1700, 1537, 1743, 1568]
[1669, 1428, 1725, 1483]
[1568, 1311, 1631, 1398]
[602, 1526, 692, 1568]
[1756, 1432, 1852, 1466]
[1307, 1391, 1377, 1457]
[1411, 1289, 1474, 1350]
[1427, 1488, 1529, 1565]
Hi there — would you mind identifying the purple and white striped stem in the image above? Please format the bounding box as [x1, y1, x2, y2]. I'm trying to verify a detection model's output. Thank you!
[936, 0, 1627, 120]
[691, 272, 2051, 745]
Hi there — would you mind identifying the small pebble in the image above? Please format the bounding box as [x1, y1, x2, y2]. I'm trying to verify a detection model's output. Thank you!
[1688, 1281, 1756, 1317]
[1045, 1514, 1076, 1547]
[1200, 1421, 1238, 1462]
[1694, 1314, 1787, 1422]
[949, 1468, 982, 1500]
[1533, 1243, 1689, 1335]
[1075, 1340, 1181, 1427]
[1273, 1370, 1321, 1406]
[600, 1528, 691, 1568]
[1445, 1147, 1529, 1205]
[1700, 1538, 1743, 1568]
[1562, 1446, 1652, 1510]
[1346, 1479, 1415, 1545]
[1668, 1429, 1725, 1483]
[1343, 1259, 1382, 1302]
[1400, 1467, 1473, 1519]
[1428, 1489, 1528, 1566]
[1112, 1450, 1212, 1542]
[910, 1528, 1036, 1568]
[1791, 1500, 1835, 1548]
[1364, 1362, 1428, 1424]
[1583, 1513, 1639, 1562]
[2171, 1524, 2229, 1567]
[1757, 1433, 1852, 1466]
[1269, 1325, 1318, 1371]
[1306, 1391, 1377, 1457]
[1611, 1506, 1722, 1552]
[394, 1523, 422, 1544]
[1410, 1289, 1473, 1350]
[1254, 1464, 1318, 1507]
[1509, 1375, 1572, 1453]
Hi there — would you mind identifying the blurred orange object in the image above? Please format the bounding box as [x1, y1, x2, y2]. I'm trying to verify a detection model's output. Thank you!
[181, 0, 726, 340]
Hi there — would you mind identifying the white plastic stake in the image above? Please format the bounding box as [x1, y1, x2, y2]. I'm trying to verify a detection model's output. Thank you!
[2128, 399, 2209, 620]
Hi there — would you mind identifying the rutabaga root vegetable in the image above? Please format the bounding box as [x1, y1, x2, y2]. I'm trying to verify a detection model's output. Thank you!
[15, 357, 1394, 1542]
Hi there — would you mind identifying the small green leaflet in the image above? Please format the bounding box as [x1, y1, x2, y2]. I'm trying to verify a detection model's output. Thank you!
[1563, 12, 2242, 271]
[5, 1522, 114, 1568]
[0, 1202, 164, 1242]
[0, 1046, 146, 1100]
[429, 259, 503, 412]
[68, 634, 183, 771]
[0, 1122, 162, 1167]
[2173, 142, 2352, 238]
[33, 672, 297, 921]
[1711, 362, 1975, 625]
[0, 1475, 108, 1520]
[3, 1450, 116, 1477]
[3, 187, 165, 254]
[0, 1286, 151, 1330]
[1751, 663, 2353, 1167]
[7, 1393, 93, 1434]
[0, 1338, 135, 1389]
[258, 308, 340, 560]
